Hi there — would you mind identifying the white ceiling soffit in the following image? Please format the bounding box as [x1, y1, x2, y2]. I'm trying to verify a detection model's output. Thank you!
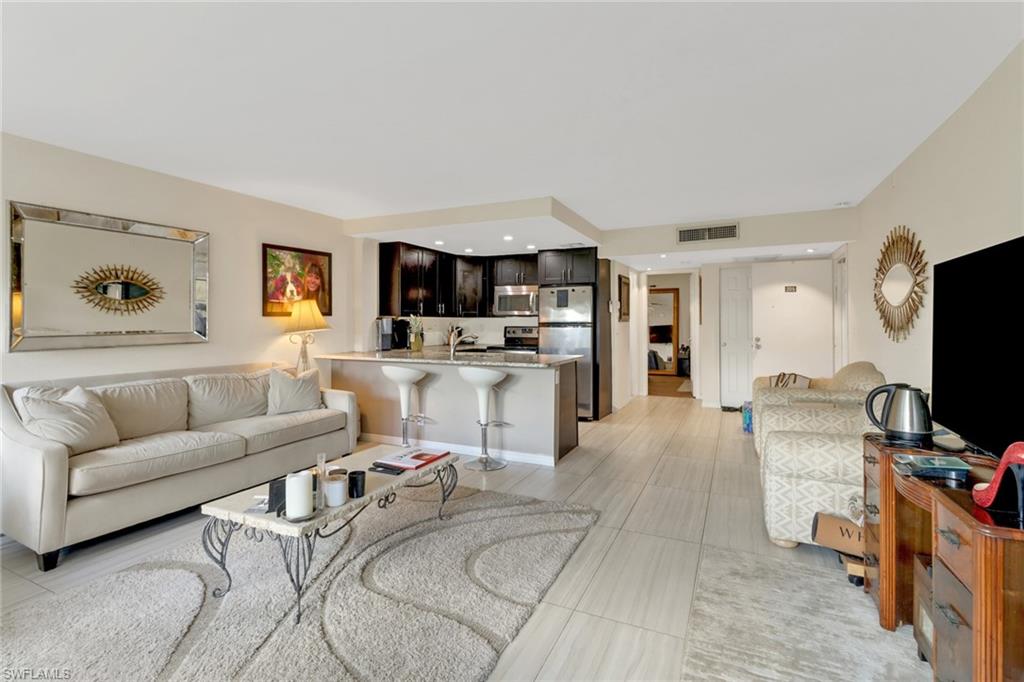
[618, 241, 847, 273]
[2, 3, 1021, 228]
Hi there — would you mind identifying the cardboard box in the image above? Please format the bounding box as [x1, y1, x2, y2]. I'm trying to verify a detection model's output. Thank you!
[811, 512, 864, 556]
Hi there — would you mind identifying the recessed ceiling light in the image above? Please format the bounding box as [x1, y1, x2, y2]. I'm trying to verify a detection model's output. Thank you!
[434, 240, 445, 246]
[659, 254, 667, 259]
[526, 244, 536, 249]
[806, 248, 816, 253]
[834, 201, 851, 208]
[503, 235, 514, 241]
[464, 248, 474, 253]
[646, 267, 652, 271]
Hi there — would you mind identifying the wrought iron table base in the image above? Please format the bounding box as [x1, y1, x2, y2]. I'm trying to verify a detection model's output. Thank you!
[200, 461, 458, 624]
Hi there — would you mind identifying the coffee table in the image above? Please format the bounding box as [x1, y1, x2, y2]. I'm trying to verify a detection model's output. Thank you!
[199, 445, 458, 623]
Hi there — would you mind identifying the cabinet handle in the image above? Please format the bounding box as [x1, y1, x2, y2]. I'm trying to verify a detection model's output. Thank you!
[938, 527, 962, 549]
[864, 454, 878, 465]
[865, 503, 880, 517]
[936, 603, 967, 629]
[863, 552, 878, 567]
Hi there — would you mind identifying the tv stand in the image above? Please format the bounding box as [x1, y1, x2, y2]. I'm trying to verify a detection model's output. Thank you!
[863, 435, 1024, 679]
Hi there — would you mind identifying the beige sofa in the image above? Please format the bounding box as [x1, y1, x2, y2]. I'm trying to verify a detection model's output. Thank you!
[752, 361, 885, 547]
[1, 363, 359, 571]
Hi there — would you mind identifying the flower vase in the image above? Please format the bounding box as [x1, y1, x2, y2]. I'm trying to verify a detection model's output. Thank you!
[410, 333, 423, 352]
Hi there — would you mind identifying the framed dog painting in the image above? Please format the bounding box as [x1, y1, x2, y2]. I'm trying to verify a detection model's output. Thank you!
[262, 243, 332, 317]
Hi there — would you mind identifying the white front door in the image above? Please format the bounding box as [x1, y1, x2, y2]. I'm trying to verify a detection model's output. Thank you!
[720, 266, 752, 408]
[751, 260, 835, 381]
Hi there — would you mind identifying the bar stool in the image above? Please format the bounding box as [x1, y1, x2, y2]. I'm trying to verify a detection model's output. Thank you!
[458, 366, 508, 471]
[381, 365, 428, 448]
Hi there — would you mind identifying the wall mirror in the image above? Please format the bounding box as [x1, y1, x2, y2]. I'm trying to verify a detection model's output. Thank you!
[647, 288, 679, 374]
[9, 202, 209, 351]
[873, 224, 928, 342]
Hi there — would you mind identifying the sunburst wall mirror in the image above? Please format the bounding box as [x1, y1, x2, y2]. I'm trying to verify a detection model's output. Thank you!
[72, 265, 166, 315]
[873, 225, 928, 342]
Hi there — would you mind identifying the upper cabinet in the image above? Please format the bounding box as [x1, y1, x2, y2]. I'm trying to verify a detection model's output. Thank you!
[492, 255, 538, 286]
[379, 242, 485, 317]
[538, 247, 597, 285]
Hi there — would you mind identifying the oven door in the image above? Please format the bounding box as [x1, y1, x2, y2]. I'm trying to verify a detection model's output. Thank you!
[492, 285, 538, 316]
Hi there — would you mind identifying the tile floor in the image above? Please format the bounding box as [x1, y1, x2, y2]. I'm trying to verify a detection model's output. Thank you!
[1, 395, 841, 680]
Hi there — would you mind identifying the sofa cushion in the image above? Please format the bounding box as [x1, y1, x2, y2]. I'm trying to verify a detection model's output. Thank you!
[68, 430, 245, 496]
[185, 371, 270, 428]
[195, 409, 345, 455]
[762, 431, 865, 487]
[831, 361, 885, 392]
[18, 386, 121, 455]
[268, 368, 322, 415]
[91, 378, 188, 440]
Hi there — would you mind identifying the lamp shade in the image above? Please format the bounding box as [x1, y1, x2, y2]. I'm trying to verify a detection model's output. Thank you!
[285, 300, 330, 334]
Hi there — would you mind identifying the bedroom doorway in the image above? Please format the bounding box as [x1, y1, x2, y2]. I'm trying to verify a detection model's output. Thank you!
[647, 285, 691, 397]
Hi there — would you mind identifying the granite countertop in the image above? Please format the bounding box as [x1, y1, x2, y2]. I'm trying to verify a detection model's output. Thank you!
[316, 347, 581, 368]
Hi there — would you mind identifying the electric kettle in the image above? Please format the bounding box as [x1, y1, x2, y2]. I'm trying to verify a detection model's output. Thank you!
[865, 383, 934, 448]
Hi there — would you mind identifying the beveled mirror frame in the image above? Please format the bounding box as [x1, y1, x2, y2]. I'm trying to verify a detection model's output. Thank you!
[873, 224, 928, 342]
[9, 201, 209, 351]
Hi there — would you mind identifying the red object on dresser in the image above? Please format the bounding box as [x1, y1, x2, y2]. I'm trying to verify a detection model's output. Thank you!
[971, 441, 1024, 508]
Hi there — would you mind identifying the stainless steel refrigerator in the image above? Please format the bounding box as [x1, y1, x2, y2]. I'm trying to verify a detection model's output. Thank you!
[538, 261, 612, 420]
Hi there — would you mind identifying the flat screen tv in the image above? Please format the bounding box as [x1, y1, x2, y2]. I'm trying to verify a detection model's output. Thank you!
[932, 235, 1024, 457]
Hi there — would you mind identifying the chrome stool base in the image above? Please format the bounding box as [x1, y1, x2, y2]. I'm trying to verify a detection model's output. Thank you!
[464, 420, 509, 471]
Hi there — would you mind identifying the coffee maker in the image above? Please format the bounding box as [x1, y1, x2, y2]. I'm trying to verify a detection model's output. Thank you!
[377, 317, 410, 350]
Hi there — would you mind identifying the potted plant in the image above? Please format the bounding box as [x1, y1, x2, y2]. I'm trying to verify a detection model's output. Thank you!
[408, 315, 424, 352]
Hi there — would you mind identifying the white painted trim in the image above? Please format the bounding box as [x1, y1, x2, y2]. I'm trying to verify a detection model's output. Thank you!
[699, 400, 721, 409]
[358, 432, 555, 468]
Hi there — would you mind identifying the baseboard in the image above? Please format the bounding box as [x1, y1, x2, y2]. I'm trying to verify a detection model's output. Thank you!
[358, 433, 555, 468]
[700, 400, 721, 409]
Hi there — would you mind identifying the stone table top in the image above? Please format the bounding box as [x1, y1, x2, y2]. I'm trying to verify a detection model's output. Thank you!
[316, 347, 580, 368]
[200, 445, 456, 537]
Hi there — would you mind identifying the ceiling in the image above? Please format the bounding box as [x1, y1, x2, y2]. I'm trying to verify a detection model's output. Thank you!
[356, 215, 597, 257]
[2, 3, 1021, 230]
[617, 241, 847, 273]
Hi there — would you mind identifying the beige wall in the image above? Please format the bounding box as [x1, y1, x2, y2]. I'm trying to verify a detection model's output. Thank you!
[1, 134, 356, 383]
[849, 43, 1023, 390]
[609, 260, 636, 410]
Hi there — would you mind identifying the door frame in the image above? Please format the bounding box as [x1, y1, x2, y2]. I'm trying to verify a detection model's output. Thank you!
[647, 287, 680, 376]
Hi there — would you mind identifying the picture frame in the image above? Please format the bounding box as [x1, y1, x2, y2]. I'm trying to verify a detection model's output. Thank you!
[262, 243, 332, 317]
[618, 274, 630, 321]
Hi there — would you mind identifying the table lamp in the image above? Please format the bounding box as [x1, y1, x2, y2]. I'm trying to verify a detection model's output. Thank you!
[286, 299, 330, 373]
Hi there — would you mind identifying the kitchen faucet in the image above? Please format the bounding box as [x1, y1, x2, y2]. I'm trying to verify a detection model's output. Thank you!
[449, 333, 479, 359]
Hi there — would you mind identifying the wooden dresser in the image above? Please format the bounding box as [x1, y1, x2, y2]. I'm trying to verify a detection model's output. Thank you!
[863, 435, 1024, 681]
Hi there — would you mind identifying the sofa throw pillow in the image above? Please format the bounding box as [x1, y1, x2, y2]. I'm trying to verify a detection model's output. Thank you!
[267, 368, 322, 415]
[770, 372, 812, 389]
[185, 370, 270, 428]
[19, 386, 121, 455]
[91, 378, 189, 440]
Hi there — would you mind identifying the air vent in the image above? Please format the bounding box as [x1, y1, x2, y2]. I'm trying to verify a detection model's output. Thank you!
[677, 224, 739, 244]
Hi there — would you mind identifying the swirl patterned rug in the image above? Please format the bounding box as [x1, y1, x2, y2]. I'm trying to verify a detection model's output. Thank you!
[1, 486, 597, 681]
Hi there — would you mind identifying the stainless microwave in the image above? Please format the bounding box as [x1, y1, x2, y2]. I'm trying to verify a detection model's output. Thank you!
[492, 285, 538, 317]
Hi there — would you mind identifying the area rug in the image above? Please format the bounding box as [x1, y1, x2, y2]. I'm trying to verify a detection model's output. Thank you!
[2, 486, 597, 681]
[679, 546, 930, 681]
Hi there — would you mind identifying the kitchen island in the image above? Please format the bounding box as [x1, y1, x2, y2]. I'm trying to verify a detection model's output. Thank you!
[316, 348, 579, 466]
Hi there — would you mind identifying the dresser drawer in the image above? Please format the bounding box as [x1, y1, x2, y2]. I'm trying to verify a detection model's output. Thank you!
[935, 497, 974, 588]
[933, 559, 973, 682]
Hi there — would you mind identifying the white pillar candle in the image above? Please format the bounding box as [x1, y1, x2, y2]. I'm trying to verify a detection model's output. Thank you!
[285, 470, 314, 519]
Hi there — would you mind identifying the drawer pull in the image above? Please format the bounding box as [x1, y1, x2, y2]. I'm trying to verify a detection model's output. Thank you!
[938, 527, 962, 549]
[936, 603, 968, 629]
[864, 503, 880, 516]
[864, 454, 878, 465]
[863, 553, 878, 567]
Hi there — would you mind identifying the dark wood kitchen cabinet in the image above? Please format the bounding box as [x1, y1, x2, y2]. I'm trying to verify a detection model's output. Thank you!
[538, 247, 597, 285]
[454, 257, 485, 316]
[492, 255, 538, 286]
[380, 242, 439, 316]
[380, 242, 485, 317]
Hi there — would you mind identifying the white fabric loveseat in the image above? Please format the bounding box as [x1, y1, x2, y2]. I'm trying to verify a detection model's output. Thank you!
[1, 363, 359, 571]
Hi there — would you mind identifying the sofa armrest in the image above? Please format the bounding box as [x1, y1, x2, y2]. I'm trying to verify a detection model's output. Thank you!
[321, 388, 359, 453]
[1, 394, 70, 554]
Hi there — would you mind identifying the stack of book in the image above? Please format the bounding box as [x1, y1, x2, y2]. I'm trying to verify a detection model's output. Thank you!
[892, 453, 971, 481]
[371, 450, 449, 475]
